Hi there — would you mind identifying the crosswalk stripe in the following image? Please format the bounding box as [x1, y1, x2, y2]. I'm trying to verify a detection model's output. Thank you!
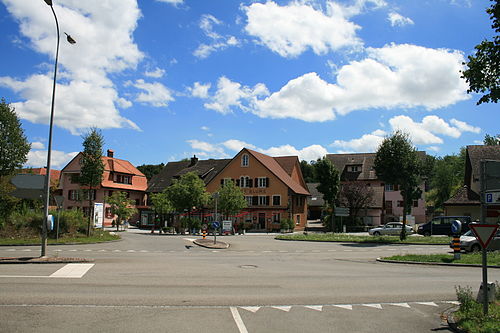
[49, 264, 95, 278]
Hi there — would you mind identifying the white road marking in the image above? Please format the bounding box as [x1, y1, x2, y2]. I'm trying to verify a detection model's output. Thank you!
[49, 264, 95, 278]
[230, 307, 248, 333]
[333, 304, 353, 310]
[240, 306, 260, 313]
[416, 302, 438, 307]
[304, 305, 323, 311]
[272, 306, 292, 312]
[183, 238, 197, 242]
[362, 304, 383, 309]
[389, 303, 411, 308]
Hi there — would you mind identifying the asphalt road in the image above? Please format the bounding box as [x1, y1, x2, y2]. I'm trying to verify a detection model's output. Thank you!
[1, 229, 498, 332]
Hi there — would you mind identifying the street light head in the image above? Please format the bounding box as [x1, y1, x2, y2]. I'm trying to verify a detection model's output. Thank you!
[64, 32, 76, 44]
[43, 0, 53, 6]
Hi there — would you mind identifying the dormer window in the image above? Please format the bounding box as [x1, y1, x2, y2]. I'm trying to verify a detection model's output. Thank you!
[241, 154, 249, 167]
[348, 165, 361, 172]
[115, 174, 132, 184]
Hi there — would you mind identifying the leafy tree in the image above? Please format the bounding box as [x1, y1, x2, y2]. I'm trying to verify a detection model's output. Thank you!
[426, 154, 465, 211]
[374, 131, 422, 240]
[79, 128, 105, 236]
[484, 133, 500, 145]
[300, 160, 318, 183]
[315, 157, 340, 232]
[338, 182, 374, 226]
[150, 190, 174, 229]
[107, 191, 137, 232]
[166, 172, 209, 222]
[137, 163, 165, 181]
[461, 1, 499, 104]
[217, 180, 247, 219]
[0, 99, 31, 177]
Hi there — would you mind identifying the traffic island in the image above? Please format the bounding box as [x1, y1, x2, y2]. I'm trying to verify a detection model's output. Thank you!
[0, 256, 94, 264]
[193, 238, 229, 249]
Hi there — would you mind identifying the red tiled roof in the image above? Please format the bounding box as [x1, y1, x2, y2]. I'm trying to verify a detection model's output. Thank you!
[100, 156, 147, 191]
[246, 149, 310, 195]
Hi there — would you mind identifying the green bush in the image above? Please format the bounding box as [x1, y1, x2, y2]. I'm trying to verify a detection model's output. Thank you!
[48, 209, 87, 236]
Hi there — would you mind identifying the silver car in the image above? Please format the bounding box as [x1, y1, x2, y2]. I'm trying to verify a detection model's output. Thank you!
[369, 222, 414, 236]
[450, 230, 500, 253]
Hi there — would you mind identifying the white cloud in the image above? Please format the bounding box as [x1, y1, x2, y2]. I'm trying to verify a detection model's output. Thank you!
[0, 0, 143, 133]
[145, 67, 166, 78]
[388, 12, 414, 27]
[204, 76, 268, 114]
[26, 150, 78, 169]
[243, 1, 363, 58]
[260, 144, 328, 162]
[190, 82, 211, 98]
[331, 131, 386, 153]
[222, 139, 256, 152]
[31, 141, 45, 150]
[201, 126, 210, 131]
[186, 139, 229, 158]
[450, 119, 481, 134]
[193, 14, 240, 59]
[132, 79, 174, 107]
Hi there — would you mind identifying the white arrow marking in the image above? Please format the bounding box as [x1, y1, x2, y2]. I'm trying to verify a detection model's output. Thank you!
[362, 304, 383, 309]
[272, 306, 292, 312]
[333, 305, 352, 310]
[304, 305, 323, 311]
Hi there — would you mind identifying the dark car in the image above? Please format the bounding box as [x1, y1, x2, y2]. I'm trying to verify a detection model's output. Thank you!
[417, 216, 471, 236]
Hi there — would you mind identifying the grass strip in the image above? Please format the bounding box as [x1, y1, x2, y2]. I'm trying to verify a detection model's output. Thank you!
[383, 252, 500, 266]
[454, 285, 500, 333]
[0, 231, 120, 245]
[276, 233, 451, 244]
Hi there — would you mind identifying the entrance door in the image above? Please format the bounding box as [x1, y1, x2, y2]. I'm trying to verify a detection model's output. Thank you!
[258, 213, 266, 230]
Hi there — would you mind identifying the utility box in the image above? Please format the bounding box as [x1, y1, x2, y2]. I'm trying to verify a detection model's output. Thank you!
[477, 282, 496, 303]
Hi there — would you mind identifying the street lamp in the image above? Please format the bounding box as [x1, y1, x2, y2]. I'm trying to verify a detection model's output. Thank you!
[41, 0, 76, 257]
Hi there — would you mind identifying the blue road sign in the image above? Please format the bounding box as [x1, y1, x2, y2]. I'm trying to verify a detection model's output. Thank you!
[212, 221, 220, 229]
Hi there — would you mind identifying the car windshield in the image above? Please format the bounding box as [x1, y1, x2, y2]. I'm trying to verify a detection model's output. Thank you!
[463, 230, 473, 236]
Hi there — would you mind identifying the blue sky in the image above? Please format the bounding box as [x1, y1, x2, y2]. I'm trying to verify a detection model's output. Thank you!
[0, 0, 496, 169]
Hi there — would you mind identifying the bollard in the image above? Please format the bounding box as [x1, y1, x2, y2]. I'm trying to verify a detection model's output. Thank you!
[452, 235, 461, 260]
[202, 230, 206, 240]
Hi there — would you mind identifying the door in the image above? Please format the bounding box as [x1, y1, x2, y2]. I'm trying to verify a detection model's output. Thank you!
[258, 213, 266, 230]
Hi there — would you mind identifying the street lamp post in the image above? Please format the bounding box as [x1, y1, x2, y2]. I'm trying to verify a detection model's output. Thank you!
[41, 0, 75, 257]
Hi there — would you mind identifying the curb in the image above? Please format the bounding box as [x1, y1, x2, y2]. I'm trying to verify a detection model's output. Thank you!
[376, 258, 500, 268]
[0, 238, 122, 247]
[275, 237, 449, 246]
[0, 256, 94, 264]
[193, 239, 230, 249]
[444, 306, 467, 333]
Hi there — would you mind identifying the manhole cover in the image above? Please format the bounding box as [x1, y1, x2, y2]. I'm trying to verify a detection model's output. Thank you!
[239, 265, 258, 269]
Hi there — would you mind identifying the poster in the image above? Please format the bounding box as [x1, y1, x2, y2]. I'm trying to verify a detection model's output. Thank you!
[94, 202, 104, 228]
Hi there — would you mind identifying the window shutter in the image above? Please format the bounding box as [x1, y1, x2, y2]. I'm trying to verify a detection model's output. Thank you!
[266, 177, 269, 187]
[220, 179, 224, 185]
[248, 178, 253, 188]
[252, 196, 258, 205]
[236, 179, 240, 186]
[266, 196, 270, 206]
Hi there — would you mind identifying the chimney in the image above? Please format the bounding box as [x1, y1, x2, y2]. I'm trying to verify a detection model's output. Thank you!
[107, 149, 114, 158]
[189, 155, 198, 167]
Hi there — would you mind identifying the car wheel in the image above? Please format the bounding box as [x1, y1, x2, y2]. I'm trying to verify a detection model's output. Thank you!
[423, 231, 431, 237]
[373, 231, 380, 236]
[470, 244, 481, 253]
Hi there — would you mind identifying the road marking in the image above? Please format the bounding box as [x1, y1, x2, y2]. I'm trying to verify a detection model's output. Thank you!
[389, 303, 411, 308]
[333, 304, 353, 310]
[240, 306, 260, 313]
[183, 238, 197, 242]
[230, 307, 248, 333]
[362, 304, 383, 309]
[49, 264, 95, 278]
[304, 305, 323, 311]
[416, 302, 438, 307]
[272, 306, 292, 312]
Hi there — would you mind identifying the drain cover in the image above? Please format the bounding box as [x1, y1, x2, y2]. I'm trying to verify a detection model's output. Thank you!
[239, 265, 258, 269]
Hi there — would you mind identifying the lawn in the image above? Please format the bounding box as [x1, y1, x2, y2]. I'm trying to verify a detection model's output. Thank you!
[383, 252, 500, 266]
[453, 285, 500, 333]
[0, 231, 120, 246]
[276, 233, 451, 245]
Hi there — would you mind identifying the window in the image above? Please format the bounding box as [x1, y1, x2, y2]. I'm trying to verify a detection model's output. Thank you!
[245, 196, 253, 206]
[348, 165, 360, 172]
[385, 184, 394, 191]
[105, 207, 113, 218]
[239, 176, 251, 188]
[241, 154, 249, 167]
[83, 189, 96, 201]
[397, 201, 404, 207]
[258, 196, 269, 206]
[257, 177, 268, 188]
[220, 178, 233, 186]
[69, 190, 80, 201]
[413, 200, 419, 208]
[272, 195, 281, 206]
[115, 174, 132, 184]
[385, 200, 393, 214]
[273, 213, 280, 223]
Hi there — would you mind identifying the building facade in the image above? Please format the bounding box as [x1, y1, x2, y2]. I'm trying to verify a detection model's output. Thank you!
[59, 150, 147, 227]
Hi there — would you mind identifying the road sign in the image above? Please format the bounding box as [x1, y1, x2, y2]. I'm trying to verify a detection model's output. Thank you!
[484, 160, 500, 192]
[10, 174, 46, 199]
[485, 191, 500, 204]
[334, 207, 349, 217]
[451, 220, 462, 234]
[212, 221, 220, 229]
[469, 224, 499, 249]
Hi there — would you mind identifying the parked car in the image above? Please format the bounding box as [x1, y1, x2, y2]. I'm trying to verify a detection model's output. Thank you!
[449, 230, 500, 252]
[369, 222, 414, 236]
[417, 216, 471, 236]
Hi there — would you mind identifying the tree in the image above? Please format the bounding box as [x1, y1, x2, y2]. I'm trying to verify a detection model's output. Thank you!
[150, 190, 174, 230]
[217, 180, 247, 219]
[79, 128, 105, 236]
[374, 131, 422, 240]
[300, 160, 317, 183]
[426, 153, 465, 212]
[137, 163, 165, 181]
[461, 1, 499, 104]
[338, 182, 374, 226]
[166, 172, 209, 221]
[0, 99, 31, 178]
[484, 133, 500, 145]
[107, 191, 137, 232]
[315, 157, 340, 232]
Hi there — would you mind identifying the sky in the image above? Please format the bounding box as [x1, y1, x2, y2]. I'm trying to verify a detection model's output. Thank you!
[0, 0, 497, 170]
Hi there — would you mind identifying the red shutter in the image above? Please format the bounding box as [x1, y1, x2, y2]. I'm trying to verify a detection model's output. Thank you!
[266, 177, 270, 187]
